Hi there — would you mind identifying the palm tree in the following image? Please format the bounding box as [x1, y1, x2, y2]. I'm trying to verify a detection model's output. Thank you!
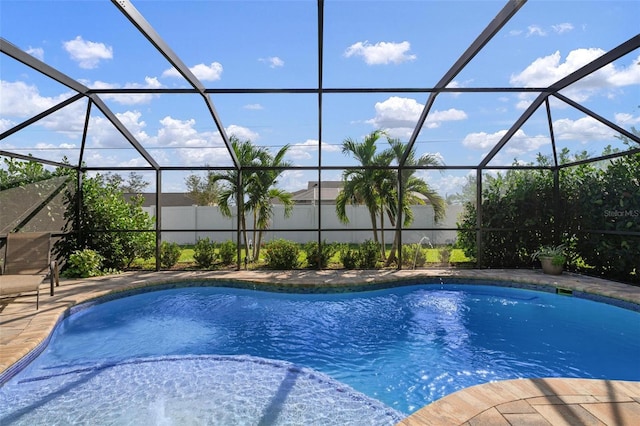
[383, 138, 446, 266]
[247, 144, 293, 260]
[211, 136, 268, 261]
[336, 130, 393, 258]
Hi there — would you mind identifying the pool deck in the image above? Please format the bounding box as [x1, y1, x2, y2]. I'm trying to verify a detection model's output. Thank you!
[1, 268, 639, 425]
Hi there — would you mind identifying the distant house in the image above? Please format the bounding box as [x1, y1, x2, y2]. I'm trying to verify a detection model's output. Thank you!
[286, 181, 343, 205]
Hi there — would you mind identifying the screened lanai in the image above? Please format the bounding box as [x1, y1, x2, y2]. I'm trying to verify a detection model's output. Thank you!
[1, 0, 639, 279]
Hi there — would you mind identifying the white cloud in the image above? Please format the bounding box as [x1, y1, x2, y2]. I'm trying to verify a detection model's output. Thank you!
[89, 77, 163, 105]
[0, 80, 87, 137]
[86, 110, 149, 149]
[367, 97, 423, 129]
[225, 124, 259, 143]
[287, 139, 339, 161]
[511, 49, 602, 87]
[527, 25, 547, 37]
[615, 113, 640, 126]
[0, 118, 15, 132]
[446, 80, 474, 97]
[552, 23, 574, 34]
[510, 49, 640, 104]
[162, 62, 223, 81]
[244, 104, 264, 110]
[26, 46, 44, 61]
[511, 49, 640, 89]
[259, 56, 284, 68]
[279, 169, 306, 192]
[140, 116, 247, 166]
[63, 36, 113, 69]
[553, 116, 616, 142]
[462, 129, 549, 155]
[430, 173, 468, 198]
[512, 23, 574, 38]
[425, 109, 468, 128]
[366, 96, 467, 138]
[505, 133, 550, 156]
[463, 130, 506, 150]
[0, 80, 72, 117]
[156, 116, 200, 146]
[344, 41, 416, 65]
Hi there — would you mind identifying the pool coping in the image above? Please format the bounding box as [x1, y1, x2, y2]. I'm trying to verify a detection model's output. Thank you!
[1, 268, 639, 425]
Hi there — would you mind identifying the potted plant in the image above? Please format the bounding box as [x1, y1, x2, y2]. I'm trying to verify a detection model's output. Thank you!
[531, 244, 566, 275]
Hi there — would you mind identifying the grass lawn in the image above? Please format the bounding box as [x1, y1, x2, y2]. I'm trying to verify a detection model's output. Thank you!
[132, 245, 472, 269]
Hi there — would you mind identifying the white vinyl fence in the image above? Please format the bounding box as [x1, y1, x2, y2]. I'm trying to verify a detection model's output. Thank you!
[143, 204, 464, 246]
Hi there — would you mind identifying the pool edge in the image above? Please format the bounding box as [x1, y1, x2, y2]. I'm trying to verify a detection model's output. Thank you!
[1, 268, 639, 423]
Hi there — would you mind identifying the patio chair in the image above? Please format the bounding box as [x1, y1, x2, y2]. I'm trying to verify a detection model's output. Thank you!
[0, 232, 59, 310]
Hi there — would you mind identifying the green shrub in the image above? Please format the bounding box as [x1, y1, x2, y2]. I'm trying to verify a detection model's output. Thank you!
[304, 240, 338, 268]
[264, 239, 299, 269]
[64, 249, 103, 278]
[193, 237, 217, 268]
[56, 174, 155, 270]
[358, 239, 380, 268]
[339, 241, 380, 269]
[402, 244, 426, 267]
[439, 247, 452, 264]
[218, 240, 237, 265]
[339, 245, 359, 269]
[159, 241, 181, 269]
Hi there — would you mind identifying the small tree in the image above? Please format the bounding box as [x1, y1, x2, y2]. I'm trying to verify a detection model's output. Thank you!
[106, 172, 150, 194]
[185, 171, 220, 206]
[193, 237, 217, 268]
[264, 239, 299, 269]
[57, 174, 155, 270]
[159, 241, 181, 269]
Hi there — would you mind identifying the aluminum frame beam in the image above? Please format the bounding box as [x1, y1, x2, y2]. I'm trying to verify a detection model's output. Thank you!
[111, 0, 240, 169]
[0, 93, 84, 141]
[0, 38, 160, 170]
[479, 33, 640, 168]
[0, 150, 72, 169]
[400, 0, 527, 166]
[553, 93, 640, 145]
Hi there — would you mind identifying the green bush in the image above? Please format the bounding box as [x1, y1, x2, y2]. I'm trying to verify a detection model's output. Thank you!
[358, 239, 380, 268]
[439, 247, 452, 264]
[402, 244, 426, 267]
[193, 237, 217, 268]
[57, 174, 155, 270]
[456, 146, 639, 283]
[457, 165, 556, 267]
[218, 240, 237, 265]
[339, 245, 359, 269]
[264, 239, 299, 269]
[159, 241, 181, 269]
[304, 240, 338, 268]
[339, 241, 380, 269]
[63, 249, 103, 278]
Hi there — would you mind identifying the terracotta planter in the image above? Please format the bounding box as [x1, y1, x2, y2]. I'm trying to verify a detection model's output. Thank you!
[539, 256, 563, 275]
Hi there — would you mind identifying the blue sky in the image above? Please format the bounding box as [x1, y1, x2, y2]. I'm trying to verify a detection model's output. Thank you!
[1, 0, 639, 195]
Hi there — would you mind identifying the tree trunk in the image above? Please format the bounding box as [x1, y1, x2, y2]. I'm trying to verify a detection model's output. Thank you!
[256, 230, 264, 260]
[240, 213, 249, 263]
[385, 213, 399, 267]
[251, 211, 258, 260]
[369, 209, 379, 245]
[379, 204, 386, 260]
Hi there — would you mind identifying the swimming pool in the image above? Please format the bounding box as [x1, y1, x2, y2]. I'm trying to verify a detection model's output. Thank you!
[1, 282, 639, 424]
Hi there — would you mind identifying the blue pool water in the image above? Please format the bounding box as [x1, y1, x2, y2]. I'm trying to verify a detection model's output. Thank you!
[1, 283, 639, 424]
